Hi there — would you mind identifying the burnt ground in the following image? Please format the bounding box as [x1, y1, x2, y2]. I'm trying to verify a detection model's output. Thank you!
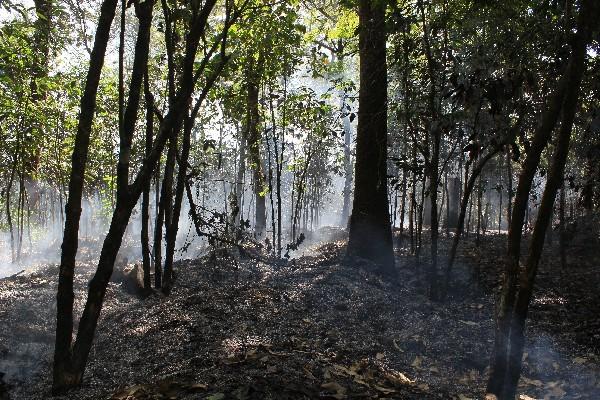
[0, 228, 599, 400]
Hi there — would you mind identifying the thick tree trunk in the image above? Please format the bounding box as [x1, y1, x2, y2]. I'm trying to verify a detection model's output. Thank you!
[447, 175, 460, 229]
[347, 0, 395, 275]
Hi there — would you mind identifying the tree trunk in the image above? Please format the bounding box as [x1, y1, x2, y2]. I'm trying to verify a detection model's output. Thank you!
[340, 92, 353, 227]
[486, 2, 594, 396]
[157, 137, 176, 287]
[399, 170, 407, 238]
[500, 6, 593, 395]
[245, 64, 266, 238]
[559, 182, 567, 270]
[235, 126, 247, 228]
[347, 0, 395, 275]
[447, 175, 460, 230]
[53, 0, 120, 391]
[476, 174, 482, 246]
[53, 0, 219, 390]
[141, 71, 154, 290]
[444, 149, 498, 293]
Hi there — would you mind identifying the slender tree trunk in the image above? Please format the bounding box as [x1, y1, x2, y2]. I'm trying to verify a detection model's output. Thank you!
[245, 63, 266, 238]
[276, 76, 287, 257]
[265, 122, 276, 253]
[506, 151, 513, 224]
[235, 128, 247, 228]
[141, 71, 154, 290]
[164, 58, 228, 292]
[53, 0, 219, 390]
[340, 92, 353, 227]
[158, 137, 176, 286]
[498, 169, 503, 234]
[399, 170, 407, 239]
[429, 144, 440, 298]
[6, 156, 17, 263]
[163, 122, 190, 292]
[500, 7, 593, 394]
[486, 2, 594, 394]
[53, 0, 120, 391]
[153, 168, 165, 288]
[559, 182, 567, 270]
[25, 0, 53, 207]
[445, 171, 450, 236]
[476, 174, 482, 246]
[444, 149, 498, 293]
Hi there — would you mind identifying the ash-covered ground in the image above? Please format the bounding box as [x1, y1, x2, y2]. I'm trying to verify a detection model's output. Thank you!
[0, 229, 599, 399]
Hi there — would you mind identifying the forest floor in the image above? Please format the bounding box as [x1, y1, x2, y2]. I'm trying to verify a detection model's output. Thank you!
[0, 227, 599, 400]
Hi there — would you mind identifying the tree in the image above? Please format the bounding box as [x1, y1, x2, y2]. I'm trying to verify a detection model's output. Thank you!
[52, 0, 228, 390]
[486, 1, 598, 398]
[347, 0, 395, 275]
[53, 0, 121, 390]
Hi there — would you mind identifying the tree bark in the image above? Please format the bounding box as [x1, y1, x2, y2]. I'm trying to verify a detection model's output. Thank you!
[340, 93, 353, 227]
[53, 0, 120, 391]
[245, 64, 266, 238]
[500, 5, 594, 395]
[53, 0, 221, 389]
[559, 182, 567, 270]
[347, 0, 395, 275]
[486, 2, 595, 396]
[141, 70, 154, 290]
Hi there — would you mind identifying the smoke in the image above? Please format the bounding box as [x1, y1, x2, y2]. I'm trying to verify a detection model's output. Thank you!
[0, 193, 111, 279]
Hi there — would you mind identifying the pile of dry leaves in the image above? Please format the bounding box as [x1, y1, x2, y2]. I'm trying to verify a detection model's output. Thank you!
[0, 229, 599, 399]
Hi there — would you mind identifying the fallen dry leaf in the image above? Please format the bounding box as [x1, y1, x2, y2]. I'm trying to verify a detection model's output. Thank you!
[188, 382, 208, 391]
[372, 384, 396, 394]
[206, 393, 225, 400]
[321, 381, 347, 399]
[544, 385, 566, 398]
[518, 395, 537, 400]
[111, 385, 146, 399]
[412, 356, 423, 368]
[384, 370, 413, 385]
[393, 338, 404, 352]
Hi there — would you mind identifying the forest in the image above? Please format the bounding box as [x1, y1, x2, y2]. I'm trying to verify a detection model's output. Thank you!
[0, 0, 599, 398]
